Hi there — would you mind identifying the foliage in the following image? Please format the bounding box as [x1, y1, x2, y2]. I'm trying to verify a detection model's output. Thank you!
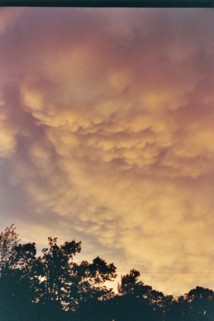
[0, 225, 214, 321]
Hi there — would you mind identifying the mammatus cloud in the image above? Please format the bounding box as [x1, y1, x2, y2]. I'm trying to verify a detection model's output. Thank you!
[0, 8, 214, 294]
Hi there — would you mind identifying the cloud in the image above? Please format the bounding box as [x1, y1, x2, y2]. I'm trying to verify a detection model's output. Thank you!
[0, 8, 214, 294]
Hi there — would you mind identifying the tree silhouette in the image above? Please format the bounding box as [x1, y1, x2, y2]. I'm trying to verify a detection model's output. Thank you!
[73, 257, 117, 318]
[38, 236, 81, 307]
[183, 287, 214, 321]
[116, 269, 164, 321]
[118, 269, 142, 295]
[1, 225, 214, 321]
[0, 224, 19, 275]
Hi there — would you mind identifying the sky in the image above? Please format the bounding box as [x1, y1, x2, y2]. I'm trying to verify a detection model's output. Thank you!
[0, 7, 214, 295]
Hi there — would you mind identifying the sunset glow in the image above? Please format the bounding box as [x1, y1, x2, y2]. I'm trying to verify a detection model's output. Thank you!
[1, 8, 214, 295]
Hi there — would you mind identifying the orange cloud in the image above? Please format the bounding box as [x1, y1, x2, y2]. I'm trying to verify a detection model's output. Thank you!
[0, 8, 214, 295]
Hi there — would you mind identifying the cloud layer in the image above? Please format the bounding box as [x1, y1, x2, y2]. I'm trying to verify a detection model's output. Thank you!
[1, 8, 214, 294]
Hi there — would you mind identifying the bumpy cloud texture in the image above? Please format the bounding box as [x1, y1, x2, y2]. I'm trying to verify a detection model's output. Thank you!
[1, 8, 214, 294]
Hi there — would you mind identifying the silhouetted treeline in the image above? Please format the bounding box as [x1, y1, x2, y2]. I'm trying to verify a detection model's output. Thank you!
[0, 225, 214, 321]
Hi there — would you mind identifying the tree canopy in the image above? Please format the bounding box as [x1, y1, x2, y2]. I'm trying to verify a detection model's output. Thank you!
[0, 225, 213, 321]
